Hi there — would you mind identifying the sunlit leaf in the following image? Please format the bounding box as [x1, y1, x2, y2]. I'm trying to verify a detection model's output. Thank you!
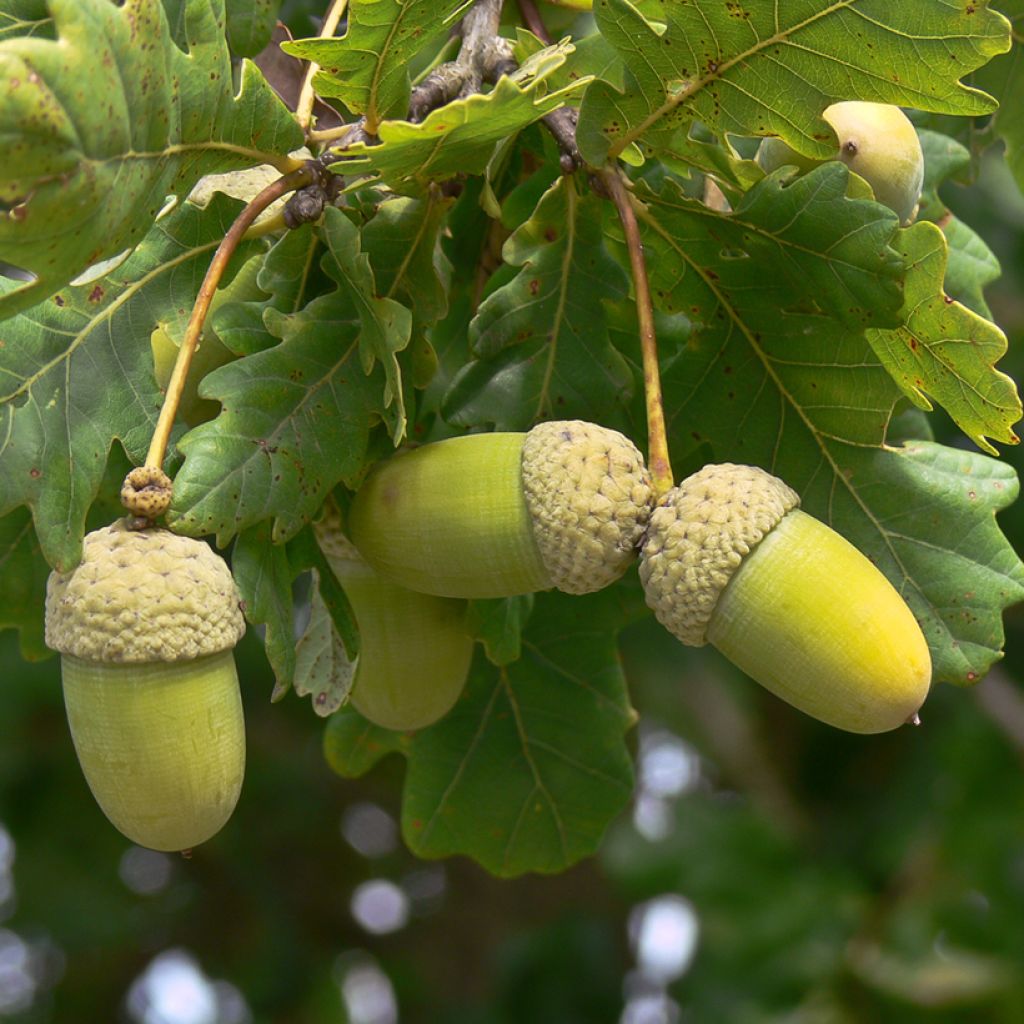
[0, 0, 302, 318]
[866, 222, 1020, 455]
[0, 193, 262, 571]
[577, 0, 1010, 166]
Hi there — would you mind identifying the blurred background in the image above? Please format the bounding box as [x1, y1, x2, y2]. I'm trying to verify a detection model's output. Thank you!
[4, 5, 1024, 1022]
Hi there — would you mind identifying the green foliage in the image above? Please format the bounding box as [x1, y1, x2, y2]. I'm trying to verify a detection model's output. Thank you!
[0, 0, 302, 318]
[324, 588, 638, 877]
[2, 0, 1024, 879]
[284, 0, 472, 130]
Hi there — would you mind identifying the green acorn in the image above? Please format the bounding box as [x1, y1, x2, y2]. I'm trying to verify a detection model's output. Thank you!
[45, 521, 246, 851]
[757, 101, 924, 224]
[639, 464, 932, 734]
[348, 421, 654, 599]
[315, 515, 474, 731]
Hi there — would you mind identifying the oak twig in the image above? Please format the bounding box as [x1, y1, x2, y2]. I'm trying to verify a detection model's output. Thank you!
[295, 0, 350, 133]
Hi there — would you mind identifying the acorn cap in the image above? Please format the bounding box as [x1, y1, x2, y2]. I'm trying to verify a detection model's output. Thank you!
[639, 464, 799, 645]
[45, 520, 245, 663]
[522, 420, 653, 594]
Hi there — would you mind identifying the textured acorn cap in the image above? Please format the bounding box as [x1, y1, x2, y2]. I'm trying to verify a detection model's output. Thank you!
[46, 520, 245, 663]
[639, 464, 799, 645]
[522, 420, 653, 594]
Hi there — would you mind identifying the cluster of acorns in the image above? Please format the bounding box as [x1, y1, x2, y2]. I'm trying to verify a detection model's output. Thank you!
[43, 100, 930, 852]
[45, 420, 931, 853]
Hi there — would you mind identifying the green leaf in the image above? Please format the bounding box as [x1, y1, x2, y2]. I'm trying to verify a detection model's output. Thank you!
[638, 165, 907, 330]
[636, 175, 1024, 685]
[327, 42, 589, 192]
[0, 0, 303, 318]
[212, 227, 330, 357]
[284, 0, 471, 130]
[577, 0, 1011, 166]
[0, 193, 261, 571]
[320, 208, 411, 437]
[224, 0, 280, 57]
[361, 193, 454, 328]
[324, 588, 637, 877]
[167, 210, 408, 545]
[444, 176, 634, 430]
[0, 508, 50, 660]
[232, 520, 295, 697]
[975, 0, 1024, 191]
[294, 572, 357, 716]
[916, 129, 1001, 317]
[866, 222, 1021, 455]
[466, 595, 535, 667]
[0, 0, 53, 42]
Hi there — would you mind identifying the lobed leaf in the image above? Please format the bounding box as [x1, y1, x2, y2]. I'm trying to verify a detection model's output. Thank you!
[0, 193, 262, 571]
[866, 222, 1021, 456]
[974, 0, 1024, 191]
[445, 176, 634, 430]
[0, 0, 302, 318]
[577, 0, 1011, 166]
[167, 209, 409, 545]
[326, 42, 589, 193]
[916, 129, 1001, 318]
[635, 174, 1024, 684]
[325, 588, 637, 877]
[284, 0, 471, 130]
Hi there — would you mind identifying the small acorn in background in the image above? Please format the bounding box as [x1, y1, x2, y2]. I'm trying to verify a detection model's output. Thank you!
[348, 420, 654, 599]
[315, 513, 474, 732]
[639, 464, 932, 734]
[45, 521, 246, 851]
[757, 100, 924, 224]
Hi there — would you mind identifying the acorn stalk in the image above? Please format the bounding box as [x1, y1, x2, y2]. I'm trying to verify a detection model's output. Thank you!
[45, 521, 246, 851]
[348, 421, 654, 599]
[639, 464, 932, 734]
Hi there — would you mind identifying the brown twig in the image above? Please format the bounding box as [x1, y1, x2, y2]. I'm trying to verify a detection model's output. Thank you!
[137, 166, 316, 486]
[295, 0, 350, 133]
[600, 170, 674, 497]
[516, 0, 551, 42]
[409, 0, 511, 121]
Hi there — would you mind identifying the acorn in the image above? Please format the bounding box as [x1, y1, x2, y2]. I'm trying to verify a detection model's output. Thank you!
[639, 464, 932, 734]
[348, 421, 654, 599]
[757, 101, 924, 224]
[45, 521, 246, 851]
[316, 516, 474, 731]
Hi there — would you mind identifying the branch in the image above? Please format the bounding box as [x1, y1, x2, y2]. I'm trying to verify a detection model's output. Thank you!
[409, 0, 512, 122]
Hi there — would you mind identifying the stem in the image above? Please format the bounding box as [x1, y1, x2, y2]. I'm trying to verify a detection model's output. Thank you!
[144, 166, 315, 473]
[516, 0, 550, 42]
[601, 169, 674, 497]
[295, 0, 350, 133]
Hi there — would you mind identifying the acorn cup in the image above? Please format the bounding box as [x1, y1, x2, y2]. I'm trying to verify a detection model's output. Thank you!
[757, 100, 924, 224]
[639, 464, 932, 734]
[348, 420, 654, 599]
[315, 516, 474, 731]
[45, 521, 246, 852]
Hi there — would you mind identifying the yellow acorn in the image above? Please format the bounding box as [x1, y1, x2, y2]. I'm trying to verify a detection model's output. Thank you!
[315, 515, 474, 731]
[348, 421, 653, 599]
[757, 101, 924, 224]
[45, 521, 246, 851]
[639, 464, 932, 734]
